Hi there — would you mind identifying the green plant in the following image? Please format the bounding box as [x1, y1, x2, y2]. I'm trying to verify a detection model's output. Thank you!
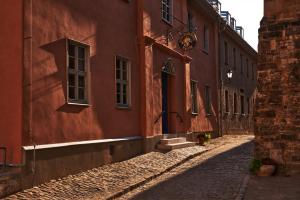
[249, 159, 262, 173]
[204, 133, 211, 142]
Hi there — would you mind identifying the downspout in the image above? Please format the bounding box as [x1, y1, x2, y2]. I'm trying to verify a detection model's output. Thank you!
[23, 0, 35, 185]
[137, 0, 147, 145]
[218, 17, 223, 137]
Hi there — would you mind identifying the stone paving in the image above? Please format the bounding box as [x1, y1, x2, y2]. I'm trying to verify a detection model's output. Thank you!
[4, 135, 253, 200]
[243, 175, 300, 200]
[114, 136, 254, 200]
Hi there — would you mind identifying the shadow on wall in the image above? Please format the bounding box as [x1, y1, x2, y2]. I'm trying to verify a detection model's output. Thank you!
[40, 38, 89, 114]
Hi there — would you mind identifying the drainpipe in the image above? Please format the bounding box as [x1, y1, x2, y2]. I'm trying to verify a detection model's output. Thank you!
[218, 17, 223, 137]
[24, 0, 36, 184]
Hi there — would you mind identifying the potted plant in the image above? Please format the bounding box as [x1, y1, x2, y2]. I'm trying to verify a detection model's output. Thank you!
[197, 133, 211, 146]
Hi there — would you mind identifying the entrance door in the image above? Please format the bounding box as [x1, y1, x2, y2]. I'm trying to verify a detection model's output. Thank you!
[162, 72, 169, 134]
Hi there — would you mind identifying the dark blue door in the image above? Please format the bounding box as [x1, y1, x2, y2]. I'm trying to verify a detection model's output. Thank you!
[162, 72, 169, 134]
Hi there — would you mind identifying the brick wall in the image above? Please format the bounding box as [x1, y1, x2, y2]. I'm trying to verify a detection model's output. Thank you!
[255, 0, 300, 174]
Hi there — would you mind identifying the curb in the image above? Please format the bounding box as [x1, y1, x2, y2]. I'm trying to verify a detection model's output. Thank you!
[235, 174, 250, 200]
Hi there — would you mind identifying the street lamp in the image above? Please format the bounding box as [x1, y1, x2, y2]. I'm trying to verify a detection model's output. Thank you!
[227, 69, 233, 80]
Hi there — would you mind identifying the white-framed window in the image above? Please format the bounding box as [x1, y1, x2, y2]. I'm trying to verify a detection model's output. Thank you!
[224, 41, 228, 65]
[162, 0, 173, 24]
[116, 56, 131, 107]
[240, 95, 245, 114]
[191, 80, 198, 114]
[187, 11, 194, 32]
[204, 85, 212, 115]
[203, 25, 209, 52]
[240, 54, 243, 74]
[233, 48, 236, 70]
[233, 92, 238, 114]
[67, 40, 89, 104]
[246, 58, 249, 78]
[225, 90, 229, 113]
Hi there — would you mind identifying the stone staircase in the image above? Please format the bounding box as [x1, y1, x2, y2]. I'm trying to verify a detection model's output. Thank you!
[0, 168, 21, 198]
[157, 137, 196, 151]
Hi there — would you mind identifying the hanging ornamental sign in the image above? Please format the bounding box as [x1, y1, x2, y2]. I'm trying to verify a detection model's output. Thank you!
[162, 58, 175, 75]
[178, 32, 197, 51]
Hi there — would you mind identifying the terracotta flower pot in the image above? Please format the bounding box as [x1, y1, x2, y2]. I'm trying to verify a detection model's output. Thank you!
[256, 165, 276, 177]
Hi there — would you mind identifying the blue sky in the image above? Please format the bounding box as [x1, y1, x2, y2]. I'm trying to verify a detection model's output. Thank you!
[220, 0, 264, 50]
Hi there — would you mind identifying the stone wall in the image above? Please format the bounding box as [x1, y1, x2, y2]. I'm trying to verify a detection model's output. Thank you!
[255, 0, 300, 175]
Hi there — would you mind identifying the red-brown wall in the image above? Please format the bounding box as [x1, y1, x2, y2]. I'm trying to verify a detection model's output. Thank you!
[24, 0, 140, 146]
[0, 0, 23, 164]
[188, 1, 219, 132]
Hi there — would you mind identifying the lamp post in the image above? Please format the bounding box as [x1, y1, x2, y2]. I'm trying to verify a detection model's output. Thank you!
[226, 69, 233, 81]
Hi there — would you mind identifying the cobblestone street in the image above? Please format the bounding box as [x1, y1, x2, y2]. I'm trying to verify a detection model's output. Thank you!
[115, 136, 253, 200]
[5, 135, 253, 200]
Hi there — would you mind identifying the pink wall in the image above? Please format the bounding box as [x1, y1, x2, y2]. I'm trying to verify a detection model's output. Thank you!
[24, 0, 140, 145]
[144, 0, 219, 135]
[0, 0, 23, 163]
[188, 1, 219, 132]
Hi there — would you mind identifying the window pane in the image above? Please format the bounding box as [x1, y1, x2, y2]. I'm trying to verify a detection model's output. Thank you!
[122, 68, 127, 81]
[68, 44, 75, 57]
[69, 57, 75, 69]
[78, 75, 85, 87]
[78, 47, 85, 59]
[78, 88, 85, 100]
[78, 59, 85, 71]
[117, 83, 121, 93]
[69, 87, 75, 99]
[116, 68, 121, 80]
[123, 84, 127, 95]
[68, 74, 75, 86]
[117, 93, 121, 104]
[123, 94, 127, 104]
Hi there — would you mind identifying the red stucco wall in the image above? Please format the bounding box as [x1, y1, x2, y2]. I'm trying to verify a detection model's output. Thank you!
[188, 1, 219, 132]
[144, 0, 219, 135]
[0, 0, 23, 163]
[24, 0, 140, 145]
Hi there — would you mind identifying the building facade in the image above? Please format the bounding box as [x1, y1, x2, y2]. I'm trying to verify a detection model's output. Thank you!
[255, 0, 300, 175]
[220, 18, 257, 135]
[0, 0, 256, 195]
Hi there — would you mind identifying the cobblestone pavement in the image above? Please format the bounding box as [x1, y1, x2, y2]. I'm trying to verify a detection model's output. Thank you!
[114, 136, 254, 200]
[4, 135, 253, 200]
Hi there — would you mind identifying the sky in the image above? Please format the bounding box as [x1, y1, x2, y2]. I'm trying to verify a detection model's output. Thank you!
[220, 0, 264, 50]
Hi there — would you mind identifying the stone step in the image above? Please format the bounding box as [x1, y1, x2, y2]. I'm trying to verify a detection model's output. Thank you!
[157, 141, 196, 151]
[160, 137, 187, 145]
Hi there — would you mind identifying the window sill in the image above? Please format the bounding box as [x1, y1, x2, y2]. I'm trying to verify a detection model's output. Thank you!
[67, 102, 91, 107]
[206, 113, 212, 117]
[202, 49, 209, 55]
[162, 18, 173, 27]
[116, 105, 131, 110]
[191, 112, 199, 116]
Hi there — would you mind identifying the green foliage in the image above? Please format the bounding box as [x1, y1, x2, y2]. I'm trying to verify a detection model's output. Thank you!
[204, 133, 211, 142]
[249, 159, 262, 173]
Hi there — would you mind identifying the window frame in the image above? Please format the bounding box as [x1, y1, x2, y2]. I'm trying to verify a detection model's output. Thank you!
[240, 54, 243, 75]
[66, 39, 90, 106]
[204, 85, 212, 115]
[224, 41, 228, 65]
[233, 48, 236, 70]
[240, 95, 245, 115]
[225, 90, 229, 113]
[246, 58, 249, 78]
[233, 92, 238, 114]
[191, 80, 198, 115]
[203, 25, 209, 53]
[162, 0, 173, 24]
[115, 56, 131, 108]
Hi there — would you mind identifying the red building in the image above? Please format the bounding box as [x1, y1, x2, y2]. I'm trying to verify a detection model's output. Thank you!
[0, 0, 255, 194]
